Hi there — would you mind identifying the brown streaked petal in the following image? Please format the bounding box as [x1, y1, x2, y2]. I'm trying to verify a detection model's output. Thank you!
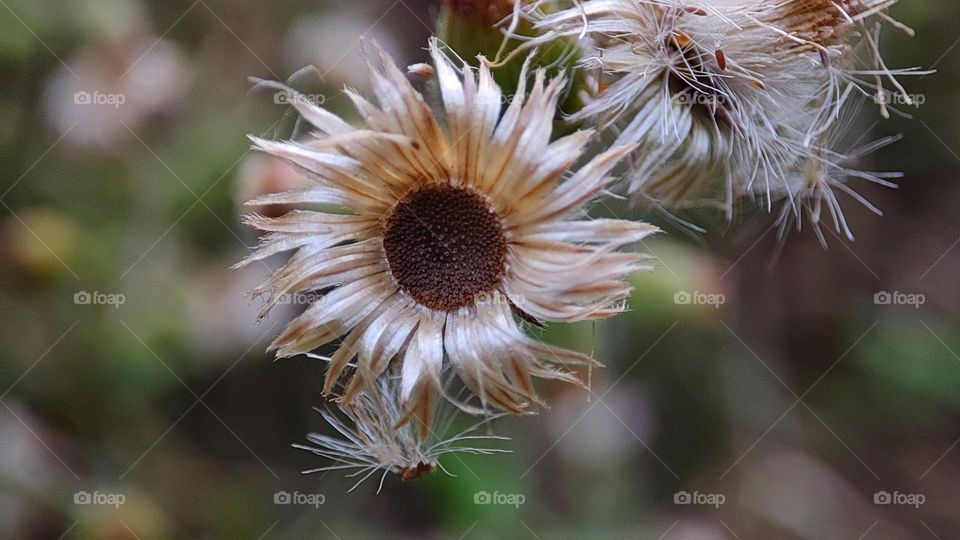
[482, 304, 543, 408]
[512, 219, 659, 246]
[476, 70, 539, 196]
[397, 311, 445, 439]
[255, 256, 386, 319]
[309, 130, 426, 195]
[252, 238, 382, 296]
[503, 129, 595, 212]
[505, 144, 636, 229]
[344, 297, 420, 402]
[362, 44, 451, 181]
[430, 44, 468, 167]
[486, 74, 565, 205]
[343, 89, 448, 186]
[501, 277, 631, 323]
[243, 211, 375, 234]
[507, 243, 646, 281]
[232, 233, 315, 269]
[233, 219, 374, 269]
[323, 325, 366, 395]
[395, 378, 437, 441]
[250, 137, 395, 210]
[270, 274, 398, 357]
[443, 307, 538, 414]
[400, 311, 444, 402]
[244, 186, 354, 209]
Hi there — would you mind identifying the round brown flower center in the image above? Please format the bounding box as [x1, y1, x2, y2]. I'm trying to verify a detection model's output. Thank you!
[383, 184, 507, 312]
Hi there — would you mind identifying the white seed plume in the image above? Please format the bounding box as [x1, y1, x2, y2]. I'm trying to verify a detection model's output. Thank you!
[524, 0, 924, 236]
[772, 96, 903, 244]
[294, 370, 510, 492]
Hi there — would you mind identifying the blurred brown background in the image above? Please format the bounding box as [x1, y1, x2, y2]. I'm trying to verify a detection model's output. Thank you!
[1, 0, 958, 538]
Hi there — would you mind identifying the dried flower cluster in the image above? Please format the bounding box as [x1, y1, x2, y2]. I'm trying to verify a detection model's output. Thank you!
[525, 0, 923, 241]
[238, 0, 920, 486]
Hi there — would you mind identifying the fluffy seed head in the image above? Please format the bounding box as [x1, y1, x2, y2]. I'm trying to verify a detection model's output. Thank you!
[524, 0, 921, 238]
[294, 371, 510, 492]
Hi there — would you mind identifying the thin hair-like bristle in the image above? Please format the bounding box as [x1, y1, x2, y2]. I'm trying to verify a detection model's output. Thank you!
[295, 368, 511, 492]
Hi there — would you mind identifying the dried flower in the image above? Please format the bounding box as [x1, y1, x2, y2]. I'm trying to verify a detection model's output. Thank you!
[527, 0, 921, 232]
[295, 368, 510, 491]
[773, 106, 903, 243]
[237, 39, 657, 432]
